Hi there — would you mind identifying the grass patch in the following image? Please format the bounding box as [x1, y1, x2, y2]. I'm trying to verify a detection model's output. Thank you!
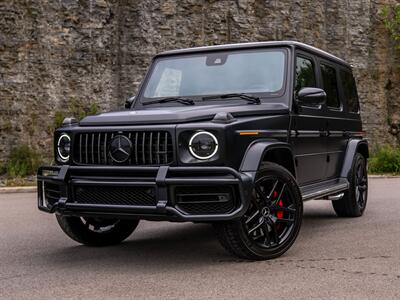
[368, 145, 400, 174]
[5, 177, 36, 187]
[6, 145, 42, 177]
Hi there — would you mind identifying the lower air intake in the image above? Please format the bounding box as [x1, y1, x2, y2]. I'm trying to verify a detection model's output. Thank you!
[73, 185, 157, 206]
[175, 186, 236, 215]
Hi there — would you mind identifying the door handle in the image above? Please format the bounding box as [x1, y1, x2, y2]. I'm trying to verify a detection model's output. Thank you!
[320, 130, 329, 137]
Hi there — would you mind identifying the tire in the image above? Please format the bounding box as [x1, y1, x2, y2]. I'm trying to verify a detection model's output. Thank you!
[332, 152, 368, 217]
[56, 215, 139, 246]
[213, 162, 303, 260]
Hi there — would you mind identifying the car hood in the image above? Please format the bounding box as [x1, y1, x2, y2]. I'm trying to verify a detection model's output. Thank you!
[79, 103, 289, 126]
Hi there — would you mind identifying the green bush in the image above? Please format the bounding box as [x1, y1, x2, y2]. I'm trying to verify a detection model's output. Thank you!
[0, 163, 6, 175]
[368, 145, 400, 174]
[54, 111, 66, 129]
[6, 145, 42, 177]
[51, 101, 100, 132]
[381, 4, 400, 49]
[69, 98, 99, 121]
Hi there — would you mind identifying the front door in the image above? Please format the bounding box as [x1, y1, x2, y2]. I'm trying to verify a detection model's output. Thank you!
[290, 53, 328, 186]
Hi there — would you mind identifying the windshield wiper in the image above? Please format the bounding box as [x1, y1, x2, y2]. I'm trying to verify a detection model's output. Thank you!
[202, 93, 261, 104]
[142, 97, 195, 106]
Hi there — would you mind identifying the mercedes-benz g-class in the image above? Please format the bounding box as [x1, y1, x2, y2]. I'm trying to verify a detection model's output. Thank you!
[38, 41, 368, 260]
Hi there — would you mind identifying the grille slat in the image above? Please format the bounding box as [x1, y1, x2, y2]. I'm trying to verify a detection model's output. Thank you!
[142, 132, 146, 165]
[128, 132, 132, 164]
[91, 133, 95, 164]
[135, 132, 138, 165]
[85, 133, 88, 164]
[156, 132, 160, 164]
[164, 132, 168, 163]
[97, 133, 101, 164]
[103, 133, 107, 164]
[149, 132, 153, 164]
[74, 131, 173, 166]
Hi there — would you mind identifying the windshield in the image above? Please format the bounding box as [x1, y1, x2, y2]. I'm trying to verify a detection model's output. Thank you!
[140, 48, 287, 103]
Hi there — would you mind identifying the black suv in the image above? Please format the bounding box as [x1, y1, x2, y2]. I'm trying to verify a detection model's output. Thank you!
[38, 41, 368, 260]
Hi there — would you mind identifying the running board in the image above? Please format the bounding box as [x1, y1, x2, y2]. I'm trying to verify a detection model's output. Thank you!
[300, 179, 349, 201]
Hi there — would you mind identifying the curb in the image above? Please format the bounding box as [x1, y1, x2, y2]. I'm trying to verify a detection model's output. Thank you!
[0, 186, 37, 194]
[368, 175, 400, 179]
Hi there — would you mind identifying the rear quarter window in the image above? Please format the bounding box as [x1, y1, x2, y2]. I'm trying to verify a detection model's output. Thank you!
[320, 63, 340, 109]
[340, 70, 360, 113]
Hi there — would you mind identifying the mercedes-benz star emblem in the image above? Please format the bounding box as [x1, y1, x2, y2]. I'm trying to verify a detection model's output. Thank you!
[261, 207, 270, 218]
[109, 135, 132, 163]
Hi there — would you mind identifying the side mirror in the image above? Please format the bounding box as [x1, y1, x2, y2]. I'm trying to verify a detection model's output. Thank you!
[125, 96, 135, 109]
[297, 87, 326, 106]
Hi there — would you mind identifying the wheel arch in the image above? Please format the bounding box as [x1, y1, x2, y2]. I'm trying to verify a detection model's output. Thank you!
[356, 141, 369, 159]
[239, 140, 296, 178]
[340, 138, 369, 178]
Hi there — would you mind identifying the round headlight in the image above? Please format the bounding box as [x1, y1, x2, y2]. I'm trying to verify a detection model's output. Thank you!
[57, 134, 71, 162]
[189, 131, 218, 160]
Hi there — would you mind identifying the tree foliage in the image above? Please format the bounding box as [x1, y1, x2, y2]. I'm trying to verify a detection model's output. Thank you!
[381, 4, 400, 49]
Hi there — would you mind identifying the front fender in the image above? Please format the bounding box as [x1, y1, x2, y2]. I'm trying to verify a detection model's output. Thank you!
[239, 140, 295, 174]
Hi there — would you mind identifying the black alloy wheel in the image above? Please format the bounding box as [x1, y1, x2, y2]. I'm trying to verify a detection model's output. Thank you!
[244, 174, 298, 249]
[332, 153, 368, 217]
[56, 215, 139, 246]
[214, 162, 303, 260]
[354, 157, 368, 210]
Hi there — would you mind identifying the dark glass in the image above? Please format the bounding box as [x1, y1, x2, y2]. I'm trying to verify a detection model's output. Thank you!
[295, 56, 316, 94]
[340, 70, 359, 113]
[320, 64, 340, 108]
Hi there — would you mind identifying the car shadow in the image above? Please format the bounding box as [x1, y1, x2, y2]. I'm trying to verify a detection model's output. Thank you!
[42, 203, 346, 269]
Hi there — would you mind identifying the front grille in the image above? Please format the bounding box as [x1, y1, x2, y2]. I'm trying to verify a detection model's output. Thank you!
[73, 131, 173, 165]
[72, 185, 157, 206]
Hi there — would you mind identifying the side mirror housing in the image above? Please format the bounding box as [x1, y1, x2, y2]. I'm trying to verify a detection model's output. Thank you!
[297, 87, 326, 106]
[125, 96, 135, 109]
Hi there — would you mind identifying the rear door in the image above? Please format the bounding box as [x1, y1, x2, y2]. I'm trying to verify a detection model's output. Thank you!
[291, 52, 328, 185]
[318, 60, 349, 179]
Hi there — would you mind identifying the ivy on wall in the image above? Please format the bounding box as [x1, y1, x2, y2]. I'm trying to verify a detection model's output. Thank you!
[381, 4, 400, 49]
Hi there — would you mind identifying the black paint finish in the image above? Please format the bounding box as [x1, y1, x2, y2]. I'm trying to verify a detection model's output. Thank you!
[39, 41, 368, 221]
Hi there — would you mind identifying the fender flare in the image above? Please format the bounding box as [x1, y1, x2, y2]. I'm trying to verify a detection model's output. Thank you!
[340, 138, 369, 179]
[239, 140, 296, 177]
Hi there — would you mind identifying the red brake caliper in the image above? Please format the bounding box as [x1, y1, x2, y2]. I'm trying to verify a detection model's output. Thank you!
[277, 199, 284, 219]
[273, 191, 284, 219]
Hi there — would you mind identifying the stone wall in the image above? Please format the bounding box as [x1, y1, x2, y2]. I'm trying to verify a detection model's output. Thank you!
[0, 0, 399, 163]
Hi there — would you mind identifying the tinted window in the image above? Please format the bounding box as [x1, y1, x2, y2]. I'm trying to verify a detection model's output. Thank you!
[320, 63, 340, 108]
[295, 56, 316, 94]
[340, 70, 359, 113]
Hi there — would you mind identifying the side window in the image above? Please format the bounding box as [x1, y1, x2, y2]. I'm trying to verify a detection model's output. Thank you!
[320, 63, 340, 108]
[295, 56, 316, 94]
[340, 70, 360, 113]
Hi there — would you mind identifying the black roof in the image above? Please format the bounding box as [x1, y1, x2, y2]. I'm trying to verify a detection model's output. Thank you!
[157, 41, 350, 68]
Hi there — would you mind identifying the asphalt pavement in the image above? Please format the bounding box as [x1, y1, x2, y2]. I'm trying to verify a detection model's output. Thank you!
[1, 178, 399, 299]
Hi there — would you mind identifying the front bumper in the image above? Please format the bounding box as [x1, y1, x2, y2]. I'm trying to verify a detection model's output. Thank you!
[37, 165, 254, 222]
